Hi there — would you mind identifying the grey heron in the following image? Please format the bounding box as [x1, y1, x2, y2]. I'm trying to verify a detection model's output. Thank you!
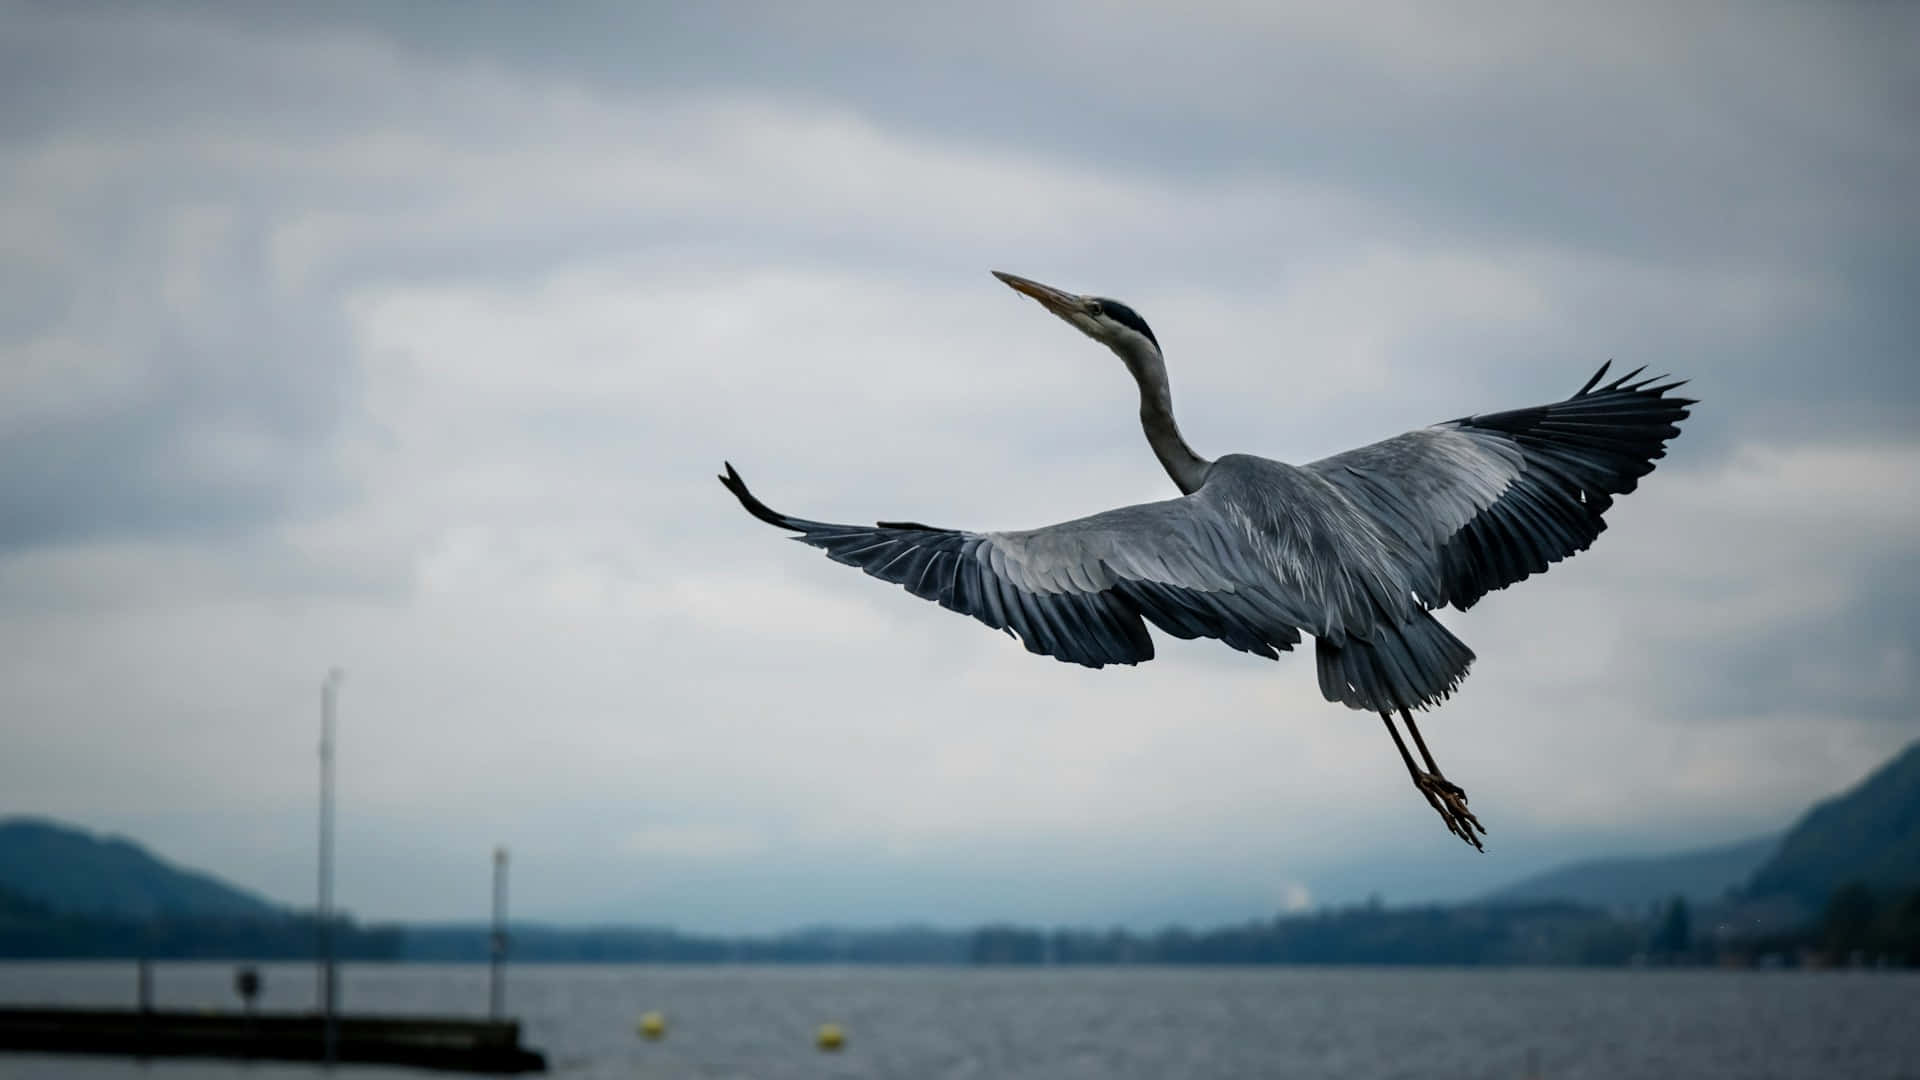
[720, 271, 1695, 849]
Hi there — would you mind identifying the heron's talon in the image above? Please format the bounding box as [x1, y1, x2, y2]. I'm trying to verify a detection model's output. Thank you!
[1416, 772, 1485, 852]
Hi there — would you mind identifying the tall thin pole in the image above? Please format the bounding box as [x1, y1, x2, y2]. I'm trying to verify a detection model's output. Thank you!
[489, 847, 509, 1020]
[317, 667, 343, 1065]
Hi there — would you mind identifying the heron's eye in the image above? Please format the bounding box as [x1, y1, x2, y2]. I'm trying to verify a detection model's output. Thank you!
[1086, 301, 1105, 318]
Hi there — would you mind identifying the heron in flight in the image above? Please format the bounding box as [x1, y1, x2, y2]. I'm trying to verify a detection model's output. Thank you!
[720, 271, 1694, 849]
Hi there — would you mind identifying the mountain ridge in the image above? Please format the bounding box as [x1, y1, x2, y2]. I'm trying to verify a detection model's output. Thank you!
[1744, 740, 1920, 906]
[0, 817, 283, 921]
[1481, 833, 1781, 912]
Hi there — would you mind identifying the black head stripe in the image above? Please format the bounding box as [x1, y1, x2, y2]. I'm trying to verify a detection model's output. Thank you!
[1094, 298, 1158, 349]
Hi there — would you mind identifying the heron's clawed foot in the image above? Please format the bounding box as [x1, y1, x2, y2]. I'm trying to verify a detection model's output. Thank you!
[1416, 772, 1485, 851]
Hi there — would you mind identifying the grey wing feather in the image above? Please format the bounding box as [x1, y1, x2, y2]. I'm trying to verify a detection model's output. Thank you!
[717, 463, 1304, 669]
[1307, 361, 1696, 610]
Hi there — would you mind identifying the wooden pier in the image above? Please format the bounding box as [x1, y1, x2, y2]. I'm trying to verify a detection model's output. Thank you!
[0, 1007, 546, 1073]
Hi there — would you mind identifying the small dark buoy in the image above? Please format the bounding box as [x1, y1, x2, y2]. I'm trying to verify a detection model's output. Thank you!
[637, 1011, 666, 1040]
[816, 1023, 845, 1051]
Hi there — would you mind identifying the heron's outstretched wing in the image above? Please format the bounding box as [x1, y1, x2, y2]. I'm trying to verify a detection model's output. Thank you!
[1307, 362, 1695, 611]
[718, 464, 1308, 669]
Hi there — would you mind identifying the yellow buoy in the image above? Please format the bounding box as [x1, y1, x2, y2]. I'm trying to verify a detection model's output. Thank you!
[816, 1022, 845, 1051]
[637, 1011, 667, 1040]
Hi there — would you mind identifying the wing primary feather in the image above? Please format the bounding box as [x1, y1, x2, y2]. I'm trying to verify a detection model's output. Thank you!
[1576, 361, 1613, 396]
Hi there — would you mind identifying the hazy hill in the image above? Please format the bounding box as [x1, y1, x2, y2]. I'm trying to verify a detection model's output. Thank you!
[1745, 740, 1920, 906]
[1482, 834, 1780, 912]
[0, 818, 282, 921]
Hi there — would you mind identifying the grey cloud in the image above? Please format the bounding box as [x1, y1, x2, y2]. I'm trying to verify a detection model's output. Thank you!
[179, 2, 1917, 260]
[14, 3, 1914, 429]
[1653, 552, 1920, 729]
[217, 2, 1920, 433]
[19, 3, 1915, 260]
[0, 187, 357, 552]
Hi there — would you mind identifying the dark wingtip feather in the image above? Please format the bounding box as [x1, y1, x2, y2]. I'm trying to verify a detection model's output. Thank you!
[1577, 361, 1613, 396]
[717, 462, 803, 530]
[1604, 364, 1648, 391]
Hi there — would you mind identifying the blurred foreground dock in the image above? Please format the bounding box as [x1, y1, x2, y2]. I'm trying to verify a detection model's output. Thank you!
[0, 1007, 546, 1073]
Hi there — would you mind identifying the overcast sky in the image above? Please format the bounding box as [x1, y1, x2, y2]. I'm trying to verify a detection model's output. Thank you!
[2, 1, 1915, 932]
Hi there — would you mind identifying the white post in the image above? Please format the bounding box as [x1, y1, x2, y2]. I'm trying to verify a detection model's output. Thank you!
[317, 668, 344, 1064]
[489, 847, 509, 1020]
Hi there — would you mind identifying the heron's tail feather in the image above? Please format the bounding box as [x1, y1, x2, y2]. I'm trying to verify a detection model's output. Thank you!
[1315, 611, 1475, 712]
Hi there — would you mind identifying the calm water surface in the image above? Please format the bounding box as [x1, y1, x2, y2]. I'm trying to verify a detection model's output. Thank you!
[1, 962, 1916, 1079]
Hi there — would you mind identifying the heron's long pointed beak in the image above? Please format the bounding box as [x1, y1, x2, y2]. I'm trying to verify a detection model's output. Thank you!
[993, 270, 1083, 319]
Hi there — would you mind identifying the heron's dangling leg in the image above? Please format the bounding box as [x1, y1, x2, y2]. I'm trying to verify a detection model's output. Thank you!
[1400, 708, 1464, 797]
[1380, 711, 1424, 784]
[1380, 711, 1484, 851]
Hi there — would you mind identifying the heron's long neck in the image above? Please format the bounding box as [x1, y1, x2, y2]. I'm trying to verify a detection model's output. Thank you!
[1120, 339, 1211, 494]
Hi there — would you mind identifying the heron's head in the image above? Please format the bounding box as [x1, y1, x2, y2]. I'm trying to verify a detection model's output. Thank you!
[993, 271, 1160, 360]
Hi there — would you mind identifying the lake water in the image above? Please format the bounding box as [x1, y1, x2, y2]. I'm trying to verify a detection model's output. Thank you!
[1, 962, 1916, 1079]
